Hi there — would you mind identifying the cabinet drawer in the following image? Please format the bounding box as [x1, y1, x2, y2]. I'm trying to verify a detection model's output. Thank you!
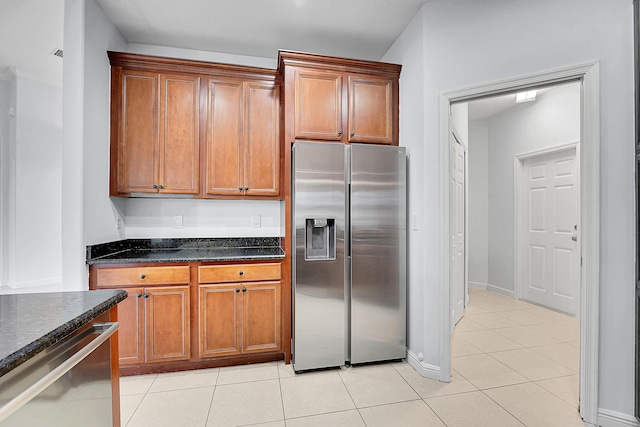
[96, 266, 190, 287]
[198, 263, 281, 284]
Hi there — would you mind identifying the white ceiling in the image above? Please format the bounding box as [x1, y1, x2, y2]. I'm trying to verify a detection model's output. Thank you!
[467, 87, 555, 121]
[0, 0, 429, 86]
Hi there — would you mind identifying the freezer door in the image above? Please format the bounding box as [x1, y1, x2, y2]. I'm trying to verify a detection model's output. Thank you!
[350, 144, 407, 364]
[292, 141, 346, 371]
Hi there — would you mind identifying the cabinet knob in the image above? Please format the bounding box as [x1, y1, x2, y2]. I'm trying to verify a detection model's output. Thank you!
[338, 131, 343, 136]
[242, 288, 247, 292]
[239, 271, 244, 276]
[159, 185, 164, 189]
[244, 187, 249, 191]
[350, 132, 355, 137]
[238, 187, 243, 191]
[140, 274, 146, 279]
[235, 289, 240, 293]
[153, 184, 158, 189]
[136, 293, 142, 298]
[144, 294, 149, 298]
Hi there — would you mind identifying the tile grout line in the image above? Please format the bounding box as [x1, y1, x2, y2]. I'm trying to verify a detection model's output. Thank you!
[202, 369, 219, 427]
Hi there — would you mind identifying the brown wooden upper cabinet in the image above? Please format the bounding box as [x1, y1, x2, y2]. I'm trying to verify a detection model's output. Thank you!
[108, 52, 281, 199]
[110, 68, 200, 195]
[205, 79, 280, 197]
[280, 50, 401, 145]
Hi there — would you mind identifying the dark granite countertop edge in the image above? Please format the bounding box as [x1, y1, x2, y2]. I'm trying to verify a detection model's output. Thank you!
[87, 253, 286, 265]
[0, 290, 127, 378]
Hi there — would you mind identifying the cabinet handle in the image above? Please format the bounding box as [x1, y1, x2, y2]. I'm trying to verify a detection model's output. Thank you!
[238, 187, 243, 191]
[159, 185, 164, 189]
[242, 288, 247, 292]
[338, 131, 343, 136]
[136, 293, 142, 298]
[350, 132, 355, 137]
[239, 271, 244, 276]
[153, 184, 158, 189]
[140, 274, 146, 279]
[144, 294, 149, 298]
[235, 289, 240, 293]
[244, 187, 249, 191]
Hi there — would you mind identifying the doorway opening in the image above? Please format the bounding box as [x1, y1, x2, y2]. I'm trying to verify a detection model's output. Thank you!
[440, 63, 600, 424]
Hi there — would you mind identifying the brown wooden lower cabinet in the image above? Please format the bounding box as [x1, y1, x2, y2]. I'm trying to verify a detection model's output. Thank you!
[117, 286, 190, 366]
[199, 281, 281, 358]
[91, 261, 285, 374]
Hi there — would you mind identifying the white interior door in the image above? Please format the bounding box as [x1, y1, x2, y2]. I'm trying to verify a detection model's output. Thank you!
[451, 135, 466, 326]
[522, 148, 579, 315]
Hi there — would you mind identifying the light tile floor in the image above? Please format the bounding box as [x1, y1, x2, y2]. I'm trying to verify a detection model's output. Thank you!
[120, 288, 582, 426]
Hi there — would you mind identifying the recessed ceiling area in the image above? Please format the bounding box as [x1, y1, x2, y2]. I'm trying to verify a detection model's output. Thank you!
[467, 86, 564, 121]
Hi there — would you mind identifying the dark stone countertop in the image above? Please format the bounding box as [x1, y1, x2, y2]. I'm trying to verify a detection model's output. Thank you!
[86, 237, 285, 265]
[0, 290, 127, 378]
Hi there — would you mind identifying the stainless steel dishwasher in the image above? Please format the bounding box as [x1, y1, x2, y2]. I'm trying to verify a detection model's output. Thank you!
[0, 312, 118, 426]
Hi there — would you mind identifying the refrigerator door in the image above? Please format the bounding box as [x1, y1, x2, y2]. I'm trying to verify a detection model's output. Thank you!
[292, 141, 346, 371]
[350, 144, 407, 364]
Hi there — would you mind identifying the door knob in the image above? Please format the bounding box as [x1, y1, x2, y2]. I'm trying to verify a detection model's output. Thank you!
[572, 236, 577, 241]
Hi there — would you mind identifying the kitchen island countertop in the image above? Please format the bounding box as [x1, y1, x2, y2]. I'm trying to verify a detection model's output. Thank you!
[0, 290, 127, 377]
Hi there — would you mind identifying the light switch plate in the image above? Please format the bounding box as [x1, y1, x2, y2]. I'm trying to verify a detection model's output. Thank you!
[174, 215, 183, 229]
[252, 215, 261, 228]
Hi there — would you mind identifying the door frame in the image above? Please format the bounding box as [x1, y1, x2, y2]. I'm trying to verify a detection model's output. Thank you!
[514, 142, 580, 313]
[439, 62, 600, 424]
[450, 128, 468, 329]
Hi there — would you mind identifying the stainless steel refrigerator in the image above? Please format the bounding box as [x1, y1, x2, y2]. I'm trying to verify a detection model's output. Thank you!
[291, 141, 406, 372]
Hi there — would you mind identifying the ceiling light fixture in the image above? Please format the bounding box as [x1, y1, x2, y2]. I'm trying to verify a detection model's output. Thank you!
[515, 90, 537, 103]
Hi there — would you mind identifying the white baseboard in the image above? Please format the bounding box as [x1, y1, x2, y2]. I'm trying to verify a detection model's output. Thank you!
[468, 281, 487, 290]
[598, 409, 640, 427]
[406, 350, 441, 381]
[486, 284, 514, 298]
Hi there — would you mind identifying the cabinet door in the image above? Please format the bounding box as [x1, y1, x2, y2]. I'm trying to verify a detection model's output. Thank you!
[244, 82, 280, 196]
[159, 74, 200, 194]
[348, 75, 394, 144]
[145, 286, 191, 363]
[294, 69, 343, 141]
[205, 80, 243, 196]
[118, 70, 159, 193]
[242, 282, 281, 353]
[117, 288, 144, 365]
[199, 285, 242, 357]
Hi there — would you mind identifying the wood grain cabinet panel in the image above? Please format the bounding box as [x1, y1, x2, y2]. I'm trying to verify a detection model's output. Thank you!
[293, 69, 343, 141]
[117, 288, 144, 365]
[198, 263, 281, 284]
[243, 282, 281, 353]
[199, 285, 242, 357]
[205, 79, 280, 197]
[348, 75, 394, 144]
[96, 266, 190, 288]
[145, 286, 191, 363]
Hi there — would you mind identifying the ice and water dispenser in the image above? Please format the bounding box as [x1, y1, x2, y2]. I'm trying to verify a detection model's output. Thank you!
[305, 218, 336, 261]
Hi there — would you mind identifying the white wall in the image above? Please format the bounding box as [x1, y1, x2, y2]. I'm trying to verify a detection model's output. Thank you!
[487, 84, 580, 294]
[0, 75, 62, 289]
[384, 0, 635, 420]
[451, 103, 468, 146]
[381, 9, 427, 366]
[0, 79, 9, 285]
[468, 118, 488, 287]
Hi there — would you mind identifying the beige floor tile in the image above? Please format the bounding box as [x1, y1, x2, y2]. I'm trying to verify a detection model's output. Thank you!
[526, 307, 574, 323]
[217, 362, 279, 385]
[128, 386, 214, 427]
[120, 374, 157, 396]
[278, 361, 296, 378]
[454, 316, 486, 332]
[286, 410, 365, 427]
[425, 391, 523, 427]
[338, 364, 419, 408]
[485, 382, 583, 427]
[453, 354, 528, 390]
[568, 340, 581, 348]
[471, 299, 519, 312]
[452, 334, 484, 357]
[531, 342, 579, 371]
[207, 379, 283, 426]
[536, 374, 579, 408]
[247, 422, 286, 427]
[495, 309, 549, 325]
[492, 325, 562, 347]
[120, 393, 144, 427]
[393, 363, 477, 398]
[532, 322, 580, 342]
[456, 330, 523, 353]
[149, 368, 219, 393]
[280, 370, 355, 419]
[465, 312, 520, 329]
[490, 348, 576, 381]
[463, 305, 488, 315]
[359, 400, 446, 427]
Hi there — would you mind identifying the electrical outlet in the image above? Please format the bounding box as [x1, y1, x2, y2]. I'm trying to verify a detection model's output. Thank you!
[174, 215, 183, 229]
[252, 215, 261, 228]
